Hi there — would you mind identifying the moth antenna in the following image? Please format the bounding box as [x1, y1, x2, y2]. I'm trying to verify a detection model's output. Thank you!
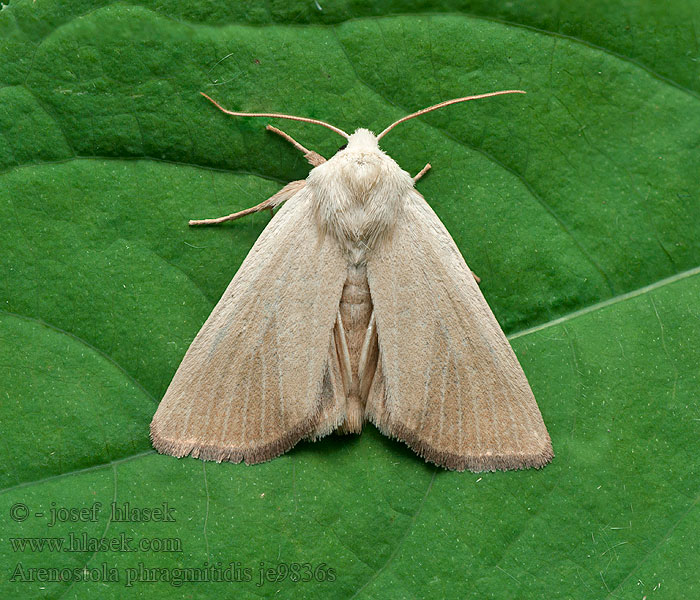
[201, 93, 350, 140]
[377, 90, 526, 140]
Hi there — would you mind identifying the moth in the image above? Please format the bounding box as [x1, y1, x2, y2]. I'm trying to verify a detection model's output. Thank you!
[150, 91, 554, 472]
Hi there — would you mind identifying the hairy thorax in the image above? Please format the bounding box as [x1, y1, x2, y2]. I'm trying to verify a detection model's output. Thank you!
[307, 129, 413, 264]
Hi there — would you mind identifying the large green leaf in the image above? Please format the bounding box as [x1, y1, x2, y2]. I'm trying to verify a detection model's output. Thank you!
[1, 1, 698, 598]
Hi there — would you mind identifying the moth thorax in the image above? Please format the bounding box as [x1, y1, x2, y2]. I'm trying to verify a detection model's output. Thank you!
[316, 183, 402, 260]
[343, 154, 383, 195]
[309, 152, 412, 260]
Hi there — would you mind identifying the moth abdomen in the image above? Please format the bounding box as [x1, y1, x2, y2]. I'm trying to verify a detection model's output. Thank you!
[335, 263, 378, 434]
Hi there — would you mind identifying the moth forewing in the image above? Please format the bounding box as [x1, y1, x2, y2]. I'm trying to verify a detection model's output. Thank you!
[150, 187, 349, 464]
[365, 190, 553, 471]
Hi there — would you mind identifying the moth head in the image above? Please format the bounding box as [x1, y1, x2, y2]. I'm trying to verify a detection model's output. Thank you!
[331, 129, 388, 187]
[334, 128, 379, 155]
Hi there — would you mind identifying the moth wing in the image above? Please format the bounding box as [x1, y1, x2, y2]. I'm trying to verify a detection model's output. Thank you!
[366, 189, 553, 472]
[151, 186, 348, 464]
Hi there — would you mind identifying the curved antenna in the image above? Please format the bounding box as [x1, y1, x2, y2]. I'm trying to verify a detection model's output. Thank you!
[200, 93, 350, 140]
[377, 90, 526, 140]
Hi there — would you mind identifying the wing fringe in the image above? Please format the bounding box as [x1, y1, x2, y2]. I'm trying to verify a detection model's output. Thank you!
[371, 414, 553, 472]
[150, 415, 318, 465]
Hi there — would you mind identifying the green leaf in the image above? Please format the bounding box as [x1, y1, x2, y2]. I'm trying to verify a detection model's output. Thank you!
[1, 2, 698, 598]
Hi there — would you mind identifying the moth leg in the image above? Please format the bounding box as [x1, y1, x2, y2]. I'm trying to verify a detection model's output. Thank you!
[266, 125, 326, 167]
[472, 271, 481, 284]
[189, 179, 306, 226]
[333, 310, 353, 399]
[357, 311, 379, 403]
[413, 163, 431, 183]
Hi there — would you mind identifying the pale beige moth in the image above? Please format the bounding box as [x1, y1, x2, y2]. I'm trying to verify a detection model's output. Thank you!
[150, 91, 554, 472]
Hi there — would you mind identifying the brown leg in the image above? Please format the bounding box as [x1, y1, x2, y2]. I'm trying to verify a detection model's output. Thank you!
[266, 125, 326, 167]
[189, 180, 306, 226]
[413, 163, 431, 182]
